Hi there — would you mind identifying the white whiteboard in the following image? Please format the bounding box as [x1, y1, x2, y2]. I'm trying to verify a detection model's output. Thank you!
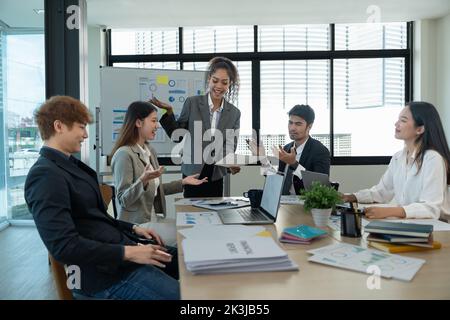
[99, 66, 206, 156]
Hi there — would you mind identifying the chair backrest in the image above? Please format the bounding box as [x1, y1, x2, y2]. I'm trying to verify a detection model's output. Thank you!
[99, 183, 118, 218]
[48, 254, 73, 300]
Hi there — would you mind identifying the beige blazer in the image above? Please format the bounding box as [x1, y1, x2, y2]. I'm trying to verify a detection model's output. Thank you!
[111, 143, 183, 224]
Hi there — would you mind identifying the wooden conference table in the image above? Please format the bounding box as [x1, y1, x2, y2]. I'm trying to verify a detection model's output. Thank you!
[175, 202, 450, 299]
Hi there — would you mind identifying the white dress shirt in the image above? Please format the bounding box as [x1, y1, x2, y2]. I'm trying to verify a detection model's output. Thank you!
[288, 139, 308, 195]
[260, 139, 308, 195]
[354, 148, 450, 219]
[207, 93, 224, 135]
[136, 143, 160, 197]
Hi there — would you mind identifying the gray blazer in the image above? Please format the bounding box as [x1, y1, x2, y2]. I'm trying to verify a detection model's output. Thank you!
[111, 143, 183, 224]
[160, 94, 241, 181]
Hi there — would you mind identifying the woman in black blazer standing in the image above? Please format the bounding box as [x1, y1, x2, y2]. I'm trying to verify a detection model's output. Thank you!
[151, 56, 241, 198]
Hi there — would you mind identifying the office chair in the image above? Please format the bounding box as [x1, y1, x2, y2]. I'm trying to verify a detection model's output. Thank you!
[48, 254, 100, 300]
[48, 254, 73, 300]
[99, 183, 118, 219]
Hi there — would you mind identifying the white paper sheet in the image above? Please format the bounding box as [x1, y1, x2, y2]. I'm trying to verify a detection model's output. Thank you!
[176, 211, 222, 226]
[307, 243, 425, 281]
[178, 225, 266, 240]
[215, 154, 260, 167]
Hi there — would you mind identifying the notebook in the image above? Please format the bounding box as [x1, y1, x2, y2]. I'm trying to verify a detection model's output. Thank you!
[219, 173, 284, 225]
[283, 225, 328, 240]
[367, 233, 430, 243]
[364, 220, 433, 237]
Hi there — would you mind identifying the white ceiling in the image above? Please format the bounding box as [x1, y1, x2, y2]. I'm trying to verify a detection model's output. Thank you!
[87, 0, 450, 28]
[0, 0, 44, 28]
[1, 0, 449, 29]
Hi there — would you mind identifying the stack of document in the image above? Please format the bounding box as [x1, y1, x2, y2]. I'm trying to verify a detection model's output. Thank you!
[365, 220, 440, 253]
[182, 236, 299, 274]
[178, 225, 269, 240]
[307, 243, 425, 281]
[280, 195, 304, 205]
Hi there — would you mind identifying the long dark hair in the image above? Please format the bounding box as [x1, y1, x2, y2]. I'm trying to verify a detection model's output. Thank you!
[110, 101, 157, 157]
[408, 101, 450, 184]
[206, 56, 240, 104]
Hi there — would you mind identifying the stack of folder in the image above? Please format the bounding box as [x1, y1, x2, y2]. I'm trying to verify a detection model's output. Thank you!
[365, 221, 441, 253]
[182, 237, 298, 274]
[279, 224, 327, 244]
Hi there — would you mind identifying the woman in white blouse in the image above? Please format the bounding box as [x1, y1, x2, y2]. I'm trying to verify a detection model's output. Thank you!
[111, 101, 207, 224]
[342, 101, 450, 220]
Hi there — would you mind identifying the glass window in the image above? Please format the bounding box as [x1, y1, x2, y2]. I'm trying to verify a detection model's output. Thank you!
[183, 26, 253, 53]
[108, 23, 410, 161]
[258, 25, 329, 51]
[260, 60, 330, 156]
[334, 58, 405, 156]
[0, 31, 6, 224]
[335, 22, 407, 50]
[111, 28, 179, 55]
[113, 62, 180, 70]
[183, 61, 252, 155]
[3, 33, 45, 220]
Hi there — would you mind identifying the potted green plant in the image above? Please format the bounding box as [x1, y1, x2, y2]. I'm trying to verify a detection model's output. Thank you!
[300, 181, 342, 227]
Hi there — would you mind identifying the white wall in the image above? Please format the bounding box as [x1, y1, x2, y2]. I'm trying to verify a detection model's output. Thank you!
[413, 20, 437, 104]
[87, 26, 105, 171]
[229, 164, 387, 196]
[414, 15, 450, 137]
[436, 14, 450, 138]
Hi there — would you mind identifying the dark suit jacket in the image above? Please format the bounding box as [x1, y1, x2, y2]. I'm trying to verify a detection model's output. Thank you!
[278, 137, 331, 194]
[160, 94, 240, 181]
[24, 147, 140, 295]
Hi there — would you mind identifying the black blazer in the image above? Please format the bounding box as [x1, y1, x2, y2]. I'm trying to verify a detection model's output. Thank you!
[24, 147, 139, 294]
[278, 137, 331, 193]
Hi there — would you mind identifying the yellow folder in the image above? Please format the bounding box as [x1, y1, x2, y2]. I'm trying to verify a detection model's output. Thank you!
[368, 241, 442, 253]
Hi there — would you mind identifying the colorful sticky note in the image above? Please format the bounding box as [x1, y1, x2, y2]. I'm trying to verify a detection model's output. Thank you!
[156, 75, 169, 85]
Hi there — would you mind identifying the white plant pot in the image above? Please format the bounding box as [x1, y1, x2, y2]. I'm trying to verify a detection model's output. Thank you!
[311, 208, 332, 227]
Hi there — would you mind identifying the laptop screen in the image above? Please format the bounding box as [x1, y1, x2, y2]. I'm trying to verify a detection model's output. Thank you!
[260, 173, 284, 219]
[302, 170, 330, 190]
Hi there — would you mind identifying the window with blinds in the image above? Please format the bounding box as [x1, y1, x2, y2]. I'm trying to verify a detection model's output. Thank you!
[111, 29, 179, 55]
[258, 24, 330, 51]
[183, 26, 253, 53]
[109, 22, 409, 160]
[260, 60, 330, 155]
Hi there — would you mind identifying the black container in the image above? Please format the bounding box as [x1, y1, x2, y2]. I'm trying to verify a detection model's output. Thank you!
[243, 189, 263, 208]
[340, 209, 362, 238]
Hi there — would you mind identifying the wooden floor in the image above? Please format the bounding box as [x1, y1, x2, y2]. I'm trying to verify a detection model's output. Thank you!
[0, 226, 58, 300]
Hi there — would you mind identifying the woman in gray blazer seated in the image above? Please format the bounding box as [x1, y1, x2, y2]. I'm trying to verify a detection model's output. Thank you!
[111, 101, 206, 224]
[151, 56, 241, 198]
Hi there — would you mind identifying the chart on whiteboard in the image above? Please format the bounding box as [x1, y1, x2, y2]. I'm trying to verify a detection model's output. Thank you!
[138, 76, 205, 110]
[138, 76, 204, 143]
[100, 67, 206, 156]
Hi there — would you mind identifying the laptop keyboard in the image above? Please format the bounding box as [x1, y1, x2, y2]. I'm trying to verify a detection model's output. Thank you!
[238, 208, 269, 221]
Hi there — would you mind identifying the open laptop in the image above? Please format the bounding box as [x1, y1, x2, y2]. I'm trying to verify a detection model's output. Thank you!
[301, 170, 330, 190]
[219, 172, 284, 225]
